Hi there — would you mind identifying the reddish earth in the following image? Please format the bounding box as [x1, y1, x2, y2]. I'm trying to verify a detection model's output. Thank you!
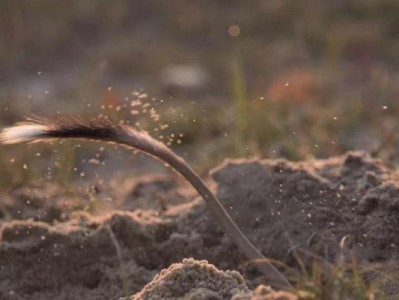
[0, 151, 398, 299]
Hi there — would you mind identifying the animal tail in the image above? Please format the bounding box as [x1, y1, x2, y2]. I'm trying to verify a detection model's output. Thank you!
[0, 115, 293, 290]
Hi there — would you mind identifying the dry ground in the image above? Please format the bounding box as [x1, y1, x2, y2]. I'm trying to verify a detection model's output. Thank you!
[0, 151, 398, 299]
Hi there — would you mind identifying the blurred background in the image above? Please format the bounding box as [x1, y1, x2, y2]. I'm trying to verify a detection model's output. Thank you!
[1, 0, 399, 188]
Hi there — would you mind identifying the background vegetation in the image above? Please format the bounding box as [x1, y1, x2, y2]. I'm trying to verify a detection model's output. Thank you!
[1, 0, 399, 183]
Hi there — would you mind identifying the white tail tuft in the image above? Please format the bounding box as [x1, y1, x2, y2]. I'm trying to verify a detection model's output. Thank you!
[0, 124, 48, 144]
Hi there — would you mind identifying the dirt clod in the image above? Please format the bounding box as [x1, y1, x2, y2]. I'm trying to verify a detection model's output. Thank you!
[130, 258, 249, 300]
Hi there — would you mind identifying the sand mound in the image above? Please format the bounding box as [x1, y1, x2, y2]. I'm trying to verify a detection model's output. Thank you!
[128, 258, 300, 300]
[130, 258, 249, 300]
[212, 151, 399, 263]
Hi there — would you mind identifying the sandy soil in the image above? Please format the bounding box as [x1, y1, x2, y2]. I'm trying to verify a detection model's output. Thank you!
[0, 151, 398, 299]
